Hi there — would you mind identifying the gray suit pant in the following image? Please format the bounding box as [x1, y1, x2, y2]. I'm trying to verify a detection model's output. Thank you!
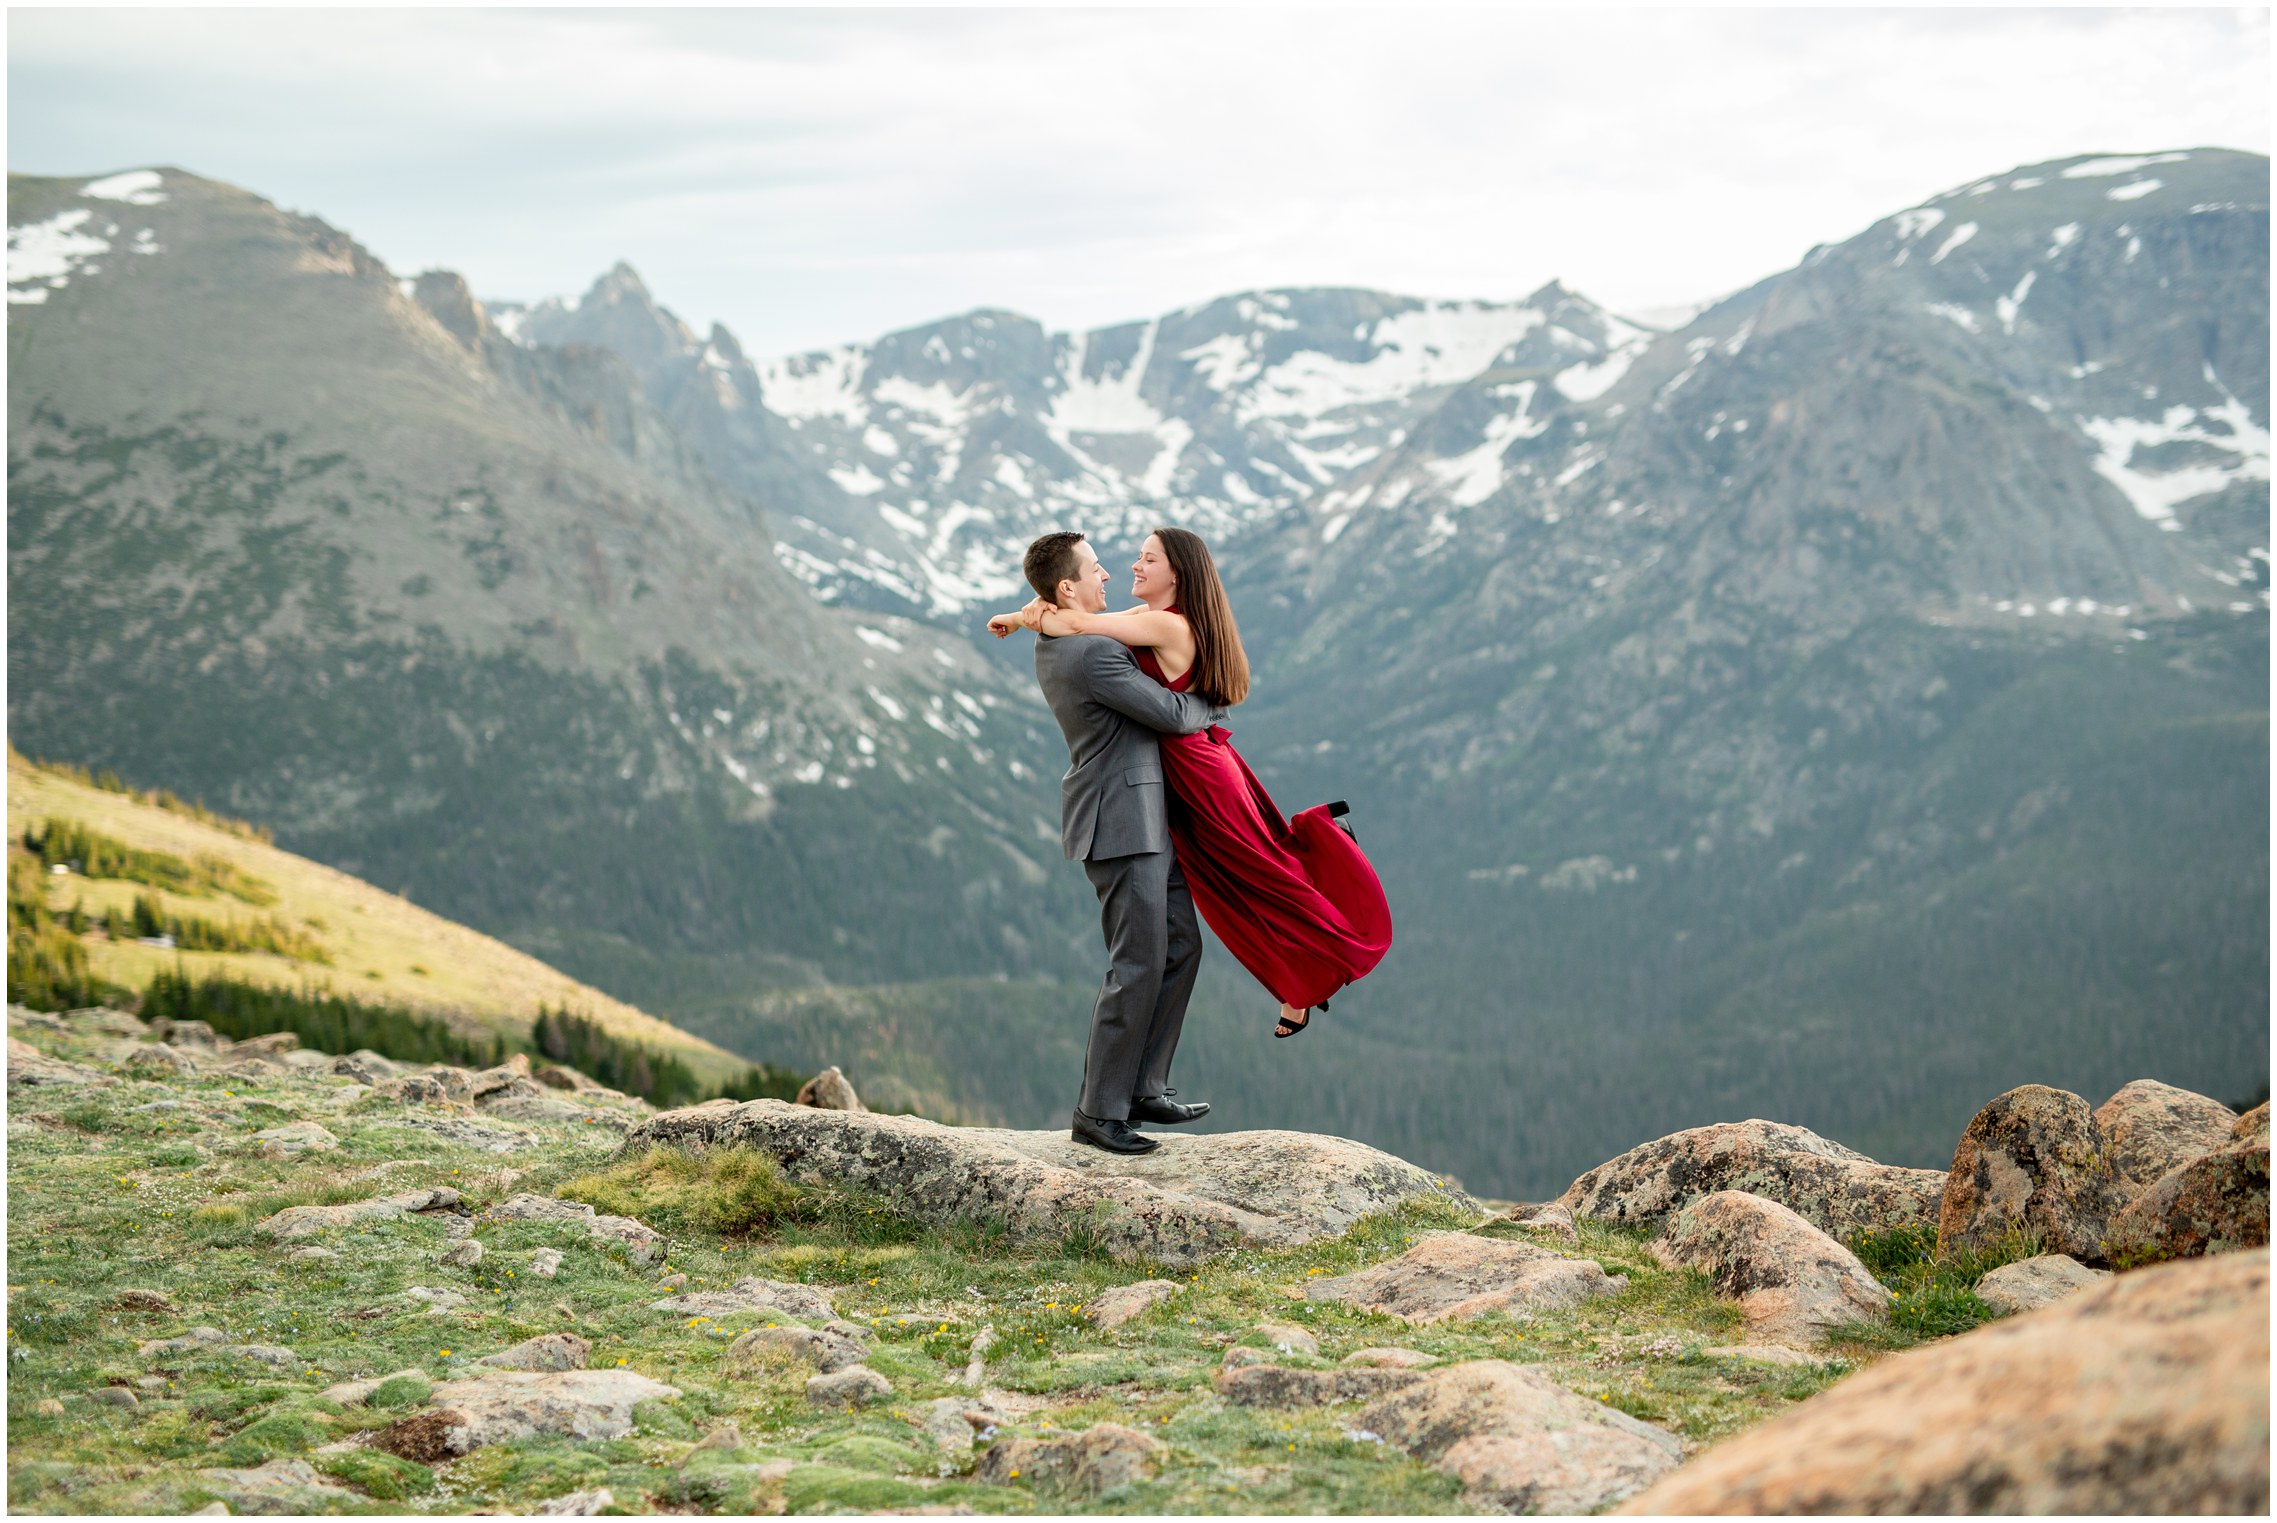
[1078, 849, 1202, 1122]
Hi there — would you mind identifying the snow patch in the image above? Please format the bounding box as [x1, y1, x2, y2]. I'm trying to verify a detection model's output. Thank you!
[1925, 303, 1981, 333]
[828, 462, 888, 495]
[2078, 395, 2271, 529]
[2106, 178, 2163, 202]
[1894, 207, 1946, 240]
[854, 626, 904, 653]
[8, 208, 110, 300]
[1428, 381, 1545, 506]
[2061, 152, 2188, 179]
[1930, 222, 1978, 264]
[79, 170, 167, 205]
[759, 347, 870, 424]
[1995, 270, 2036, 335]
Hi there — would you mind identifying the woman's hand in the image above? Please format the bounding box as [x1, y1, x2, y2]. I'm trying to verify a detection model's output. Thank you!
[1018, 598, 1057, 632]
[986, 612, 1021, 638]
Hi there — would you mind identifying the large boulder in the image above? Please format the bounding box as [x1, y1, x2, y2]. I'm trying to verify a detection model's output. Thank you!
[2092, 1080, 2238, 1194]
[1357, 1360, 1686, 1513]
[1557, 1120, 1945, 1238]
[1616, 1249, 2269, 1514]
[1937, 1084, 2129, 1264]
[1303, 1231, 1624, 1323]
[623, 1100, 1474, 1267]
[2233, 1101, 2270, 1145]
[1650, 1191, 1891, 1345]
[2102, 1139, 2270, 1267]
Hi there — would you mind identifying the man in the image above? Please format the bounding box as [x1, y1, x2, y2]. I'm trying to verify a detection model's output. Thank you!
[1004, 530, 1220, 1154]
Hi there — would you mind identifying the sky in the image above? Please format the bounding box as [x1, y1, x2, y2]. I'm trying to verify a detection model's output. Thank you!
[9, 7, 2269, 357]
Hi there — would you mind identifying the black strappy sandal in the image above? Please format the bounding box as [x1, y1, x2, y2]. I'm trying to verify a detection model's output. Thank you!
[1274, 998, 1327, 1039]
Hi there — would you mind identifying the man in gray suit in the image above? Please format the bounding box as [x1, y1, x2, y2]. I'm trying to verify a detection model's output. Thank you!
[1015, 530, 1222, 1154]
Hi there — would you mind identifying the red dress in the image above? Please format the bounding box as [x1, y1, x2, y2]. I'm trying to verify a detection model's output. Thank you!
[1135, 641, 1393, 1011]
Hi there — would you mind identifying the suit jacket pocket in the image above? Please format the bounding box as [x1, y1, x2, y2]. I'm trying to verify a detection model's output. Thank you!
[1124, 764, 1164, 786]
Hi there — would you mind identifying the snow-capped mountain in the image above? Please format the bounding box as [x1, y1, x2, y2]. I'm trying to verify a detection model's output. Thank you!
[1267, 148, 2269, 636]
[497, 276, 1655, 616]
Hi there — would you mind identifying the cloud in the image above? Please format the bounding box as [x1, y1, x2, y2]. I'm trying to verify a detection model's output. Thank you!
[9, 7, 2267, 355]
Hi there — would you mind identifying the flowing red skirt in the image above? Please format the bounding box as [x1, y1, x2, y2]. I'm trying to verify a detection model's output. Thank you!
[1157, 721, 1393, 1010]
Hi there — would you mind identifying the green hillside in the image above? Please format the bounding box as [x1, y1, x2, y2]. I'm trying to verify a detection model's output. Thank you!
[5, 748, 757, 1091]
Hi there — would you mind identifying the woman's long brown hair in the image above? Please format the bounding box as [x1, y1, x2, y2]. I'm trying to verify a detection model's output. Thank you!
[1155, 526, 1250, 706]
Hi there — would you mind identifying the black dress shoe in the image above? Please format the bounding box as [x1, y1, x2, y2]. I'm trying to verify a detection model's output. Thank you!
[1129, 1090, 1211, 1125]
[1071, 1108, 1159, 1154]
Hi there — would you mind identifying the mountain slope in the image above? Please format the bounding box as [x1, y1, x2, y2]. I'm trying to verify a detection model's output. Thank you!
[6, 167, 1094, 994]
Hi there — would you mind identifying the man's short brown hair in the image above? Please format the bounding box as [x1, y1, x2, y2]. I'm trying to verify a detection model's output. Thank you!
[1024, 531, 1088, 602]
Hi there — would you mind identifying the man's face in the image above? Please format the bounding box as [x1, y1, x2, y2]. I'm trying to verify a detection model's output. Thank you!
[1060, 542, 1111, 613]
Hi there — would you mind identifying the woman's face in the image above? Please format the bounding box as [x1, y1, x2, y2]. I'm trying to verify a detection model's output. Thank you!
[1132, 535, 1175, 603]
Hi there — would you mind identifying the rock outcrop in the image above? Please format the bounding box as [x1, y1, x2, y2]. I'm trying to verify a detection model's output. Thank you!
[1937, 1085, 2128, 1263]
[1214, 1363, 1428, 1407]
[975, 1422, 1163, 1497]
[624, 1100, 1475, 1266]
[255, 1187, 463, 1242]
[651, 1276, 834, 1321]
[795, 1065, 866, 1112]
[724, 1322, 871, 1374]
[805, 1365, 893, 1408]
[486, 1193, 664, 1266]
[195, 1458, 358, 1513]
[1650, 1191, 1891, 1344]
[1357, 1360, 1687, 1513]
[477, 1333, 590, 1372]
[1304, 1231, 1624, 1323]
[2092, 1079, 2238, 1194]
[1616, 1249, 2270, 1514]
[1501, 1201, 1580, 1244]
[1082, 1279, 1179, 1328]
[376, 1369, 680, 1460]
[2102, 1138, 2270, 1266]
[1971, 1253, 2109, 1315]
[1557, 1120, 1945, 1237]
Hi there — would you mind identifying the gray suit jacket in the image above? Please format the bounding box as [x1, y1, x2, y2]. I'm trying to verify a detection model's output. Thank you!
[1035, 634, 1224, 861]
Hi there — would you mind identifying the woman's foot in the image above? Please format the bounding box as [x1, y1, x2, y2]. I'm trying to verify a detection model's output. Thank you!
[1274, 1002, 1311, 1038]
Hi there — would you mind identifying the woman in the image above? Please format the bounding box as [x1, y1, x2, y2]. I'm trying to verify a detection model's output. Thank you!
[988, 528, 1391, 1037]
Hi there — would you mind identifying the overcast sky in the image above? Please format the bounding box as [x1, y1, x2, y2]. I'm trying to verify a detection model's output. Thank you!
[10, 7, 2268, 356]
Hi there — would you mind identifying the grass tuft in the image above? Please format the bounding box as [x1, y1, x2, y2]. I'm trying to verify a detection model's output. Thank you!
[561, 1144, 810, 1238]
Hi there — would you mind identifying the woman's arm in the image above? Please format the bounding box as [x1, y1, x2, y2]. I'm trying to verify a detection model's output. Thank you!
[1035, 604, 1191, 653]
[986, 597, 1055, 638]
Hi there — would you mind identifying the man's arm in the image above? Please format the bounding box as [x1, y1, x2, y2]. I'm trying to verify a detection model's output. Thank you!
[1075, 639, 1224, 735]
